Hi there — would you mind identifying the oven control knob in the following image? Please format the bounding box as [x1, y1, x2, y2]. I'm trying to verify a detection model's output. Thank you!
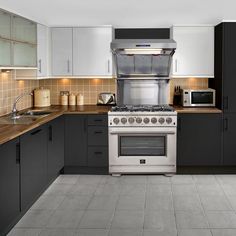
[166, 117, 172, 124]
[158, 117, 165, 124]
[128, 117, 135, 124]
[151, 117, 157, 124]
[143, 117, 150, 124]
[136, 117, 142, 123]
[113, 118, 120, 124]
[121, 117, 127, 124]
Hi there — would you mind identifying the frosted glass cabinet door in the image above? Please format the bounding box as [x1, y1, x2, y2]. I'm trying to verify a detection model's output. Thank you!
[12, 15, 36, 44]
[0, 10, 11, 39]
[0, 39, 11, 66]
[13, 42, 37, 67]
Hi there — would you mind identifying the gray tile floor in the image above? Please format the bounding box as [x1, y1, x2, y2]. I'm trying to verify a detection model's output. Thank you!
[7, 174, 236, 236]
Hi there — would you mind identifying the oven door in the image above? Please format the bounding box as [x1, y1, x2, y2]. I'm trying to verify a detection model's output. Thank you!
[109, 127, 176, 166]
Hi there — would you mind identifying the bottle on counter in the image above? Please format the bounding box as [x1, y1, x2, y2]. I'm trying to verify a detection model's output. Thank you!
[69, 93, 76, 105]
[77, 94, 84, 105]
[61, 94, 69, 106]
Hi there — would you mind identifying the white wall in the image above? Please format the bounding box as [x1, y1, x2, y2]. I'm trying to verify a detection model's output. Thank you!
[0, 0, 235, 27]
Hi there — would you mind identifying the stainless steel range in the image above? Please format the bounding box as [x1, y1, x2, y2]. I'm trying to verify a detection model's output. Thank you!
[108, 105, 177, 176]
[109, 37, 177, 176]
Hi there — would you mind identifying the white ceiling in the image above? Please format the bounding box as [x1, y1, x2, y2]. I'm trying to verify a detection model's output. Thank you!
[0, 0, 236, 27]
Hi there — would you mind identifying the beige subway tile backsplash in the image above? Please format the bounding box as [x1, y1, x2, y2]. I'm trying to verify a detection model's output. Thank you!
[169, 78, 208, 104]
[0, 73, 209, 116]
[0, 72, 39, 116]
[39, 78, 117, 105]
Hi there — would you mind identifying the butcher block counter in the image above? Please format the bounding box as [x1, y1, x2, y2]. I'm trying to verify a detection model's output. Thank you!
[0, 105, 222, 145]
[174, 106, 222, 113]
[0, 105, 111, 145]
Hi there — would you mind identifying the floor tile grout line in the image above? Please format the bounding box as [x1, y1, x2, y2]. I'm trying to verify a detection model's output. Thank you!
[171, 178, 179, 234]
[194, 176, 214, 236]
[75, 176, 109, 230]
[215, 175, 236, 214]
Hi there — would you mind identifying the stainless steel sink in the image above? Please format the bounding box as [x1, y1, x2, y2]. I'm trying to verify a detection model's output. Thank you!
[0, 115, 39, 125]
[20, 110, 53, 116]
[0, 110, 54, 125]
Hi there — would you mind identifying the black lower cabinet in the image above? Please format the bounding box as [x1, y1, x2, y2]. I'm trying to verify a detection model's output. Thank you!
[20, 126, 47, 211]
[88, 147, 108, 167]
[47, 116, 65, 182]
[64, 114, 108, 174]
[65, 115, 87, 166]
[223, 113, 236, 165]
[0, 138, 20, 236]
[177, 113, 222, 166]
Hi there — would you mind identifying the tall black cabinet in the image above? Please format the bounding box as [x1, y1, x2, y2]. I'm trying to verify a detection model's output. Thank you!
[0, 138, 20, 236]
[210, 22, 236, 165]
[20, 126, 48, 211]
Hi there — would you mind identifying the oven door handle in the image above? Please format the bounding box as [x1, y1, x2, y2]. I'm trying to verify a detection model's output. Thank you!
[109, 131, 176, 135]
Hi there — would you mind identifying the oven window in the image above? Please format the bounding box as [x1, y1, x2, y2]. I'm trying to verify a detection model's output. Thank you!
[191, 92, 213, 104]
[119, 136, 166, 156]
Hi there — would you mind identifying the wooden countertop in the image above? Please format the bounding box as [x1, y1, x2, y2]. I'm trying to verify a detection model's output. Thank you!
[0, 105, 111, 145]
[0, 105, 222, 145]
[174, 106, 222, 114]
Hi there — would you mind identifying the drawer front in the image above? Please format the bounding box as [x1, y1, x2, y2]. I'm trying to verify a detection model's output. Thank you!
[88, 126, 108, 146]
[88, 115, 108, 126]
[88, 147, 108, 167]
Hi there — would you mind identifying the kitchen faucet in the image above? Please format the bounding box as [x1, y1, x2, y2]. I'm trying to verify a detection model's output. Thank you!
[11, 92, 33, 119]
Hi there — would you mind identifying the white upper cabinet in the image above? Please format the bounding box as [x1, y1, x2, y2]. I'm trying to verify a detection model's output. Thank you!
[51, 27, 73, 76]
[171, 26, 214, 78]
[73, 26, 113, 77]
[37, 24, 49, 77]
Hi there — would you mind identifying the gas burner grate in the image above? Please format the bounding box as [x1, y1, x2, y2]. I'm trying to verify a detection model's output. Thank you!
[111, 105, 175, 112]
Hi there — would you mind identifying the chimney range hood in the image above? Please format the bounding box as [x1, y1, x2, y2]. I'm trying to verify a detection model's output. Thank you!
[111, 39, 176, 79]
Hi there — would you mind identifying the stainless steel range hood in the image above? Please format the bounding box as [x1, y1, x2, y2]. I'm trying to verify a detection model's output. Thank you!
[111, 39, 176, 78]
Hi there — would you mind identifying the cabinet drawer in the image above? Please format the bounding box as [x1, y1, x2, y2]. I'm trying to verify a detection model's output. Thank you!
[88, 126, 108, 146]
[88, 147, 108, 167]
[88, 115, 108, 126]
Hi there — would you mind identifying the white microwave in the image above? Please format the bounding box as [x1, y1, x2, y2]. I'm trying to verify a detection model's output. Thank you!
[181, 88, 216, 107]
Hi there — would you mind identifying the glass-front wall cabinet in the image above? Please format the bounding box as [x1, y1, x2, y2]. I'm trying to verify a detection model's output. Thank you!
[0, 11, 11, 39]
[0, 9, 37, 67]
[12, 15, 36, 44]
[0, 38, 11, 66]
[13, 42, 36, 67]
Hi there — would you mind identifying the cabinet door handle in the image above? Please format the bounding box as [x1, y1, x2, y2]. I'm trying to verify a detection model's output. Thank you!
[31, 129, 42, 135]
[94, 131, 103, 134]
[224, 118, 228, 131]
[108, 60, 110, 73]
[175, 59, 178, 73]
[38, 59, 42, 73]
[67, 60, 70, 73]
[94, 119, 103, 122]
[223, 96, 229, 110]
[49, 125, 53, 141]
[177, 117, 181, 131]
[94, 151, 103, 155]
[16, 143, 20, 164]
[84, 118, 87, 133]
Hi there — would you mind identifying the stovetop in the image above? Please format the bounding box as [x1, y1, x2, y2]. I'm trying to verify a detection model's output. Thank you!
[110, 105, 175, 112]
[108, 105, 177, 127]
